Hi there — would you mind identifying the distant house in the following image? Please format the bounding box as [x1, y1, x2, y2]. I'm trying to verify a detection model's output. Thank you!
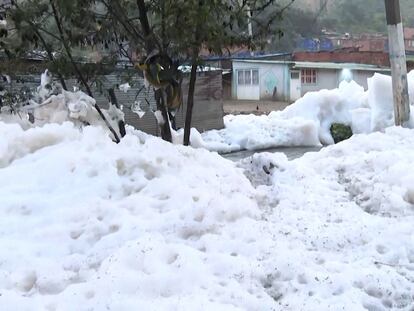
[291, 50, 392, 99]
[231, 50, 392, 102]
[232, 59, 290, 102]
[333, 34, 387, 52]
[290, 62, 389, 100]
[404, 28, 414, 52]
[310, 29, 414, 54]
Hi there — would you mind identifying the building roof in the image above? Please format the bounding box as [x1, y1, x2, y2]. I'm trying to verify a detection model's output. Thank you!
[178, 65, 230, 74]
[203, 52, 291, 61]
[293, 50, 390, 67]
[232, 59, 291, 65]
[293, 61, 390, 72]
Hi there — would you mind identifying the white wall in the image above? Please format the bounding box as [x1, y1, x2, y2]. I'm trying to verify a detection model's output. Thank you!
[232, 61, 289, 101]
[352, 70, 377, 90]
[232, 61, 390, 100]
[300, 69, 338, 95]
[300, 69, 388, 96]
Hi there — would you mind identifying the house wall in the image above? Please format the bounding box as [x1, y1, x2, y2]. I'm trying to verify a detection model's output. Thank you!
[404, 28, 414, 52]
[352, 70, 379, 90]
[232, 61, 290, 101]
[301, 68, 338, 95]
[232, 60, 390, 100]
[300, 68, 385, 95]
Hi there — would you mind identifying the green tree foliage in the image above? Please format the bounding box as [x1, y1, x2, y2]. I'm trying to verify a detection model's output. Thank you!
[266, 6, 323, 51]
[2, 0, 119, 92]
[319, 0, 414, 34]
[1, 0, 124, 142]
[2, 0, 293, 144]
[330, 123, 353, 144]
[103, 0, 293, 144]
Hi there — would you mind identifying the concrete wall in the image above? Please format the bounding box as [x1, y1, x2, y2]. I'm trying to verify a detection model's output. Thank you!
[300, 68, 338, 95]
[351, 70, 387, 90]
[177, 70, 224, 132]
[300, 68, 386, 95]
[232, 61, 289, 101]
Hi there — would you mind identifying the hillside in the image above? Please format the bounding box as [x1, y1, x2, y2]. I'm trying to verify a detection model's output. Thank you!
[292, 0, 414, 33]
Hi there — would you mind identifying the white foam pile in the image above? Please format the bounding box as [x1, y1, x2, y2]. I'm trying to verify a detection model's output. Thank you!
[239, 126, 414, 310]
[199, 72, 414, 152]
[0, 71, 124, 140]
[1, 120, 414, 310]
[194, 115, 320, 153]
[0, 122, 264, 310]
[2, 70, 414, 310]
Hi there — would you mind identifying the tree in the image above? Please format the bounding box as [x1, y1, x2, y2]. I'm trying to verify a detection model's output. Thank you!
[168, 0, 295, 145]
[1, 0, 125, 142]
[2, 0, 294, 145]
[318, 0, 414, 34]
[103, 0, 294, 144]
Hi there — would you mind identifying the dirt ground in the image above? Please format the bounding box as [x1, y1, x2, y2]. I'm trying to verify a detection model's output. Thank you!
[223, 100, 291, 115]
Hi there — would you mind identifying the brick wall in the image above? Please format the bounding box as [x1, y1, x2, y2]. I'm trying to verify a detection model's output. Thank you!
[293, 50, 390, 67]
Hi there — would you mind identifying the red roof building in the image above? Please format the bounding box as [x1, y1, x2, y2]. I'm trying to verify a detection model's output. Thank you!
[292, 49, 390, 67]
[404, 28, 414, 52]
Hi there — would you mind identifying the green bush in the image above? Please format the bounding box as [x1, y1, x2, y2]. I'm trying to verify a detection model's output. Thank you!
[330, 123, 353, 144]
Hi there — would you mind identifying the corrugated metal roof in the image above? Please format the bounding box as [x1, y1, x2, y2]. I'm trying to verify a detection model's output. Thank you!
[293, 61, 390, 72]
[203, 52, 290, 61]
[233, 59, 292, 65]
[233, 59, 391, 72]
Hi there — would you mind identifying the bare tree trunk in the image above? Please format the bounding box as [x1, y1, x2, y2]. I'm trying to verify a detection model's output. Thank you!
[108, 88, 126, 138]
[136, 0, 156, 52]
[183, 55, 198, 146]
[155, 89, 172, 141]
[136, 0, 172, 142]
[183, 0, 203, 146]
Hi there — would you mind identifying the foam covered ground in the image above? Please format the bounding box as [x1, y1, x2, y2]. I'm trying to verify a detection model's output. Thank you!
[0, 122, 266, 310]
[1, 121, 414, 310]
[200, 72, 414, 152]
[241, 127, 414, 310]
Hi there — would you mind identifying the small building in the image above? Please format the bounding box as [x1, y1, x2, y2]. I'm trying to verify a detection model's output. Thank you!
[293, 49, 390, 67]
[231, 58, 391, 102]
[232, 59, 290, 102]
[404, 28, 414, 52]
[291, 62, 390, 100]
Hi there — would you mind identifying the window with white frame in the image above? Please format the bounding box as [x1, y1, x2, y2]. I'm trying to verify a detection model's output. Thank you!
[301, 69, 317, 84]
[237, 69, 259, 85]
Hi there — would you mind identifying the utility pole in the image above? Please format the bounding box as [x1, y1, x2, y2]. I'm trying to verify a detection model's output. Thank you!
[385, 0, 410, 126]
[246, 5, 253, 38]
[238, 0, 253, 38]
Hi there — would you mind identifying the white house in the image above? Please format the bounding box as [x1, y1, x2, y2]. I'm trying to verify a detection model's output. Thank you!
[232, 59, 390, 102]
[232, 60, 290, 101]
